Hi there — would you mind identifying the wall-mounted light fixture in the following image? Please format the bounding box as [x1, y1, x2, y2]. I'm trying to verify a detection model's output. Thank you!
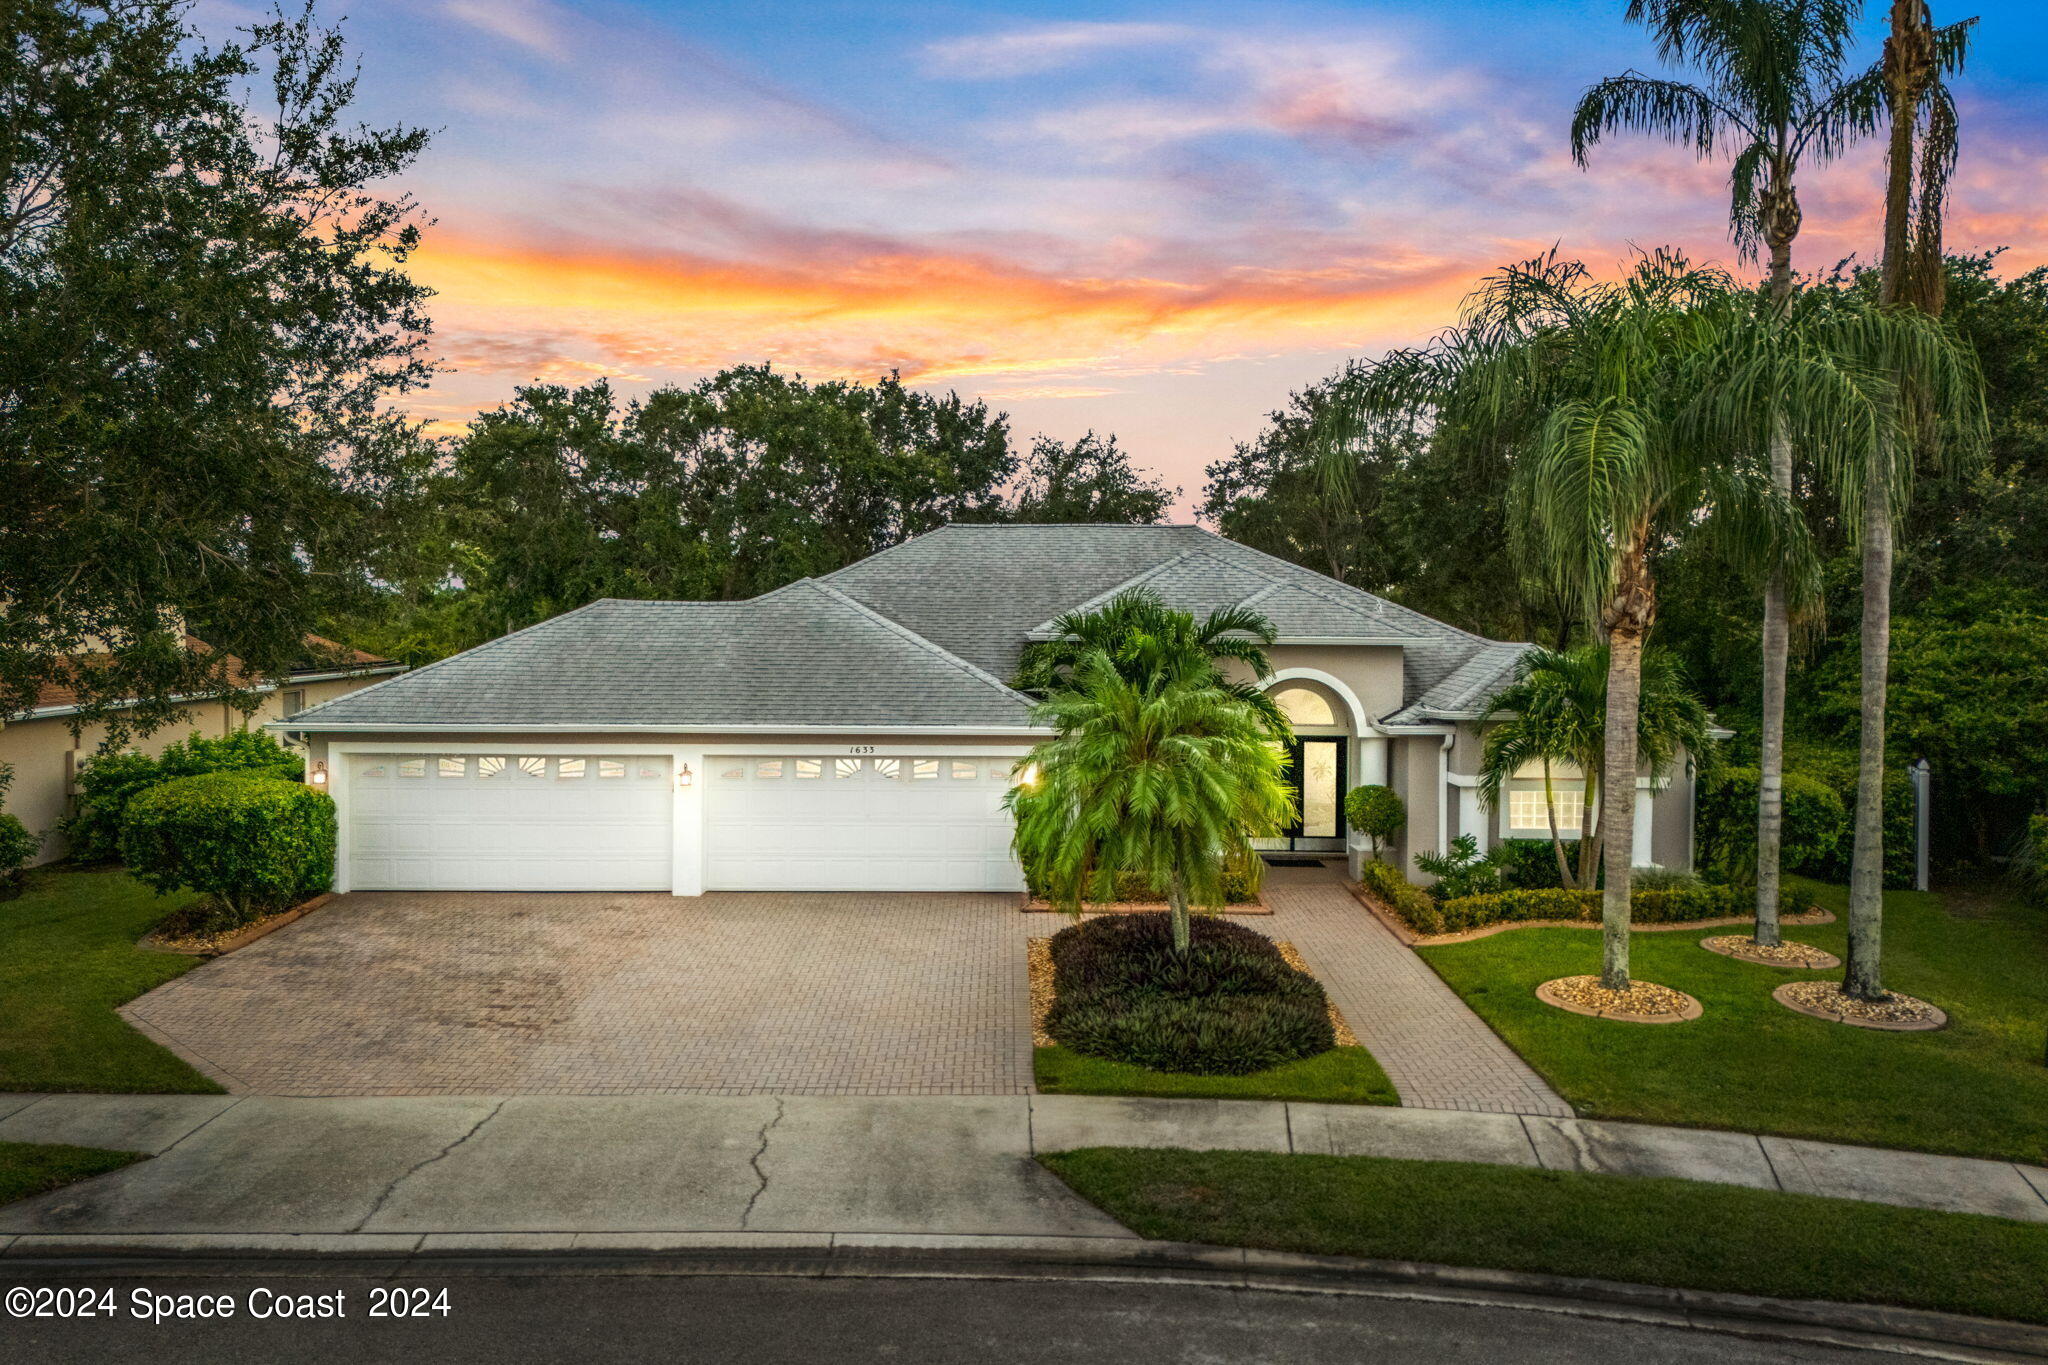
[1021, 762, 1040, 789]
[677, 763, 694, 789]
[308, 760, 328, 787]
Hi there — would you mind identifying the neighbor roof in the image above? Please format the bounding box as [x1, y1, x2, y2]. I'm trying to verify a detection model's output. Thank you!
[277, 581, 1038, 731]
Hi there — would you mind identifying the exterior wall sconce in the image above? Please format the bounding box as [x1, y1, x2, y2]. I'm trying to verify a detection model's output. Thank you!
[1020, 762, 1040, 789]
[308, 761, 328, 787]
[677, 763, 694, 789]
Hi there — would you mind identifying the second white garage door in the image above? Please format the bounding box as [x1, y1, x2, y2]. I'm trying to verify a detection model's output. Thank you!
[705, 755, 1025, 892]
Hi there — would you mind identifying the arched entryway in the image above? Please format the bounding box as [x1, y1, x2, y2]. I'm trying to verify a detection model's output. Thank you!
[1263, 678, 1353, 854]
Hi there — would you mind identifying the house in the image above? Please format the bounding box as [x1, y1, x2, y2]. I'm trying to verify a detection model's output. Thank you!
[274, 524, 1700, 896]
[1, 636, 405, 865]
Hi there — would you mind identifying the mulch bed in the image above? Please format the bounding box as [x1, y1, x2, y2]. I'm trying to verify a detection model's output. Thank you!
[1773, 980, 1948, 1031]
[1701, 934, 1842, 969]
[143, 894, 333, 957]
[1536, 974, 1702, 1024]
[1025, 936, 1358, 1048]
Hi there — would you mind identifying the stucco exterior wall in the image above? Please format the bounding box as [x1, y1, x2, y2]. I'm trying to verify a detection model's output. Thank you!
[1, 673, 391, 865]
[1257, 644, 1406, 722]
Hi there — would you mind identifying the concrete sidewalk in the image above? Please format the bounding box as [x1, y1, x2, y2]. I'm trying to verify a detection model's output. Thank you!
[1, 1093, 2044, 1255]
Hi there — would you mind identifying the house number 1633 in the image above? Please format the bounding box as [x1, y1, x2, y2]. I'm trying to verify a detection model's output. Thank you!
[847, 745, 876, 755]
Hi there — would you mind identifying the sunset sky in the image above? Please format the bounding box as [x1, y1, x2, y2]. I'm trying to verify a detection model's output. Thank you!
[201, 0, 2048, 509]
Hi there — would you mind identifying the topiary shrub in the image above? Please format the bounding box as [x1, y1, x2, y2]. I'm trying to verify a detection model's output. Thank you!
[1344, 784, 1405, 860]
[1696, 765, 1848, 887]
[65, 730, 304, 864]
[0, 763, 35, 899]
[120, 772, 334, 931]
[1355, 858, 1443, 933]
[1043, 913, 1335, 1074]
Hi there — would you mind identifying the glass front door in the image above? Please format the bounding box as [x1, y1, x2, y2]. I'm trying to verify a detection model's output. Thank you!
[1286, 738, 1346, 843]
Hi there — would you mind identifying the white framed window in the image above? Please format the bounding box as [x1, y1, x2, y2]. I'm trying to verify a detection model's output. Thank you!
[516, 756, 546, 778]
[600, 760, 628, 779]
[755, 759, 784, 780]
[478, 756, 507, 778]
[558, 758, 586, 780]
[282, 688, 306, 715]
[1509, 787, 1584, 833]
[834, 758, 862, 779]
[874, 758, 901, 780]
[949, 761, 978, 780]
[795, 759, 823, 780]
[398, 758, 425, 779]
[1270, 686, 1336, 727]
[911, 759, 938, 781]
[437, 756, 466, 779]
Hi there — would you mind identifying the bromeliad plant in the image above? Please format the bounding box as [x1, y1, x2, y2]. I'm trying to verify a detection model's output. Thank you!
[1008, 648, 1293, 954]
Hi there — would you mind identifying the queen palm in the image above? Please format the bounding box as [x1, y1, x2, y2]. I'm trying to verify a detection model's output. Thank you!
[1478, 644, 1712, 890]
[1008, 649, 1293, 953]
[1573, 0, 1880, 947]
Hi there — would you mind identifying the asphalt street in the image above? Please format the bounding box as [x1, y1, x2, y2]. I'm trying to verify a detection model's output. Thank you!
[1, 1262, 1910, 1364]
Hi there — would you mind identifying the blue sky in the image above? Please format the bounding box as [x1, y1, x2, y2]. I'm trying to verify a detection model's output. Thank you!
[193, 0, 2048, 505]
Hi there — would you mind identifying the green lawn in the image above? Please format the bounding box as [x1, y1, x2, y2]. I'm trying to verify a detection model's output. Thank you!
[0, 866, 222, 1093]
[1417, 880, 2048, 1163]
[1044, 1147, 2048, 1325]
[1035, 1045, 1399, 1105]
[0, 1140, 145, 1206]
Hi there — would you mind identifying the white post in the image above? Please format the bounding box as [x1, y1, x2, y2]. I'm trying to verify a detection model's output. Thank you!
[1911, 758, 1931, 892]
[1359, 734, 1389, 786]
[672, 747, 706, 896]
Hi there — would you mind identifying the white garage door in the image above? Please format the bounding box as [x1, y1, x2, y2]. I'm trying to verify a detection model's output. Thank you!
[705, 755, 1024, 892]
[347, 753, 673, 891]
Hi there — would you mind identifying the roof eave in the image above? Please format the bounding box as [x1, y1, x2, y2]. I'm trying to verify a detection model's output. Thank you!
[265, 720, 1049, 736]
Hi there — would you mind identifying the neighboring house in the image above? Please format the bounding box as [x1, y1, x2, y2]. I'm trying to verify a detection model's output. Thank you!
[274, 524, 1701, 896]
[0, 636, 404, 865]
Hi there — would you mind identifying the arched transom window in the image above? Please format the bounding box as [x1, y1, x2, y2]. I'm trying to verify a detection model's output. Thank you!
[1270, 685, 1337, 728]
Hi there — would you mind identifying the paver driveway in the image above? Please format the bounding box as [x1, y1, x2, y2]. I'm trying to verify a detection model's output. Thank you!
[123, 891, 1034, 1096]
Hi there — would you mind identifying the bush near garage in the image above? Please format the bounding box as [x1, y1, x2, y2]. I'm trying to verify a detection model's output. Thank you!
[119, 772, 334, 932]
[1044, 913, 1335, 1075]
[0, 763, 36, 898]
[64, 730, 304, 864]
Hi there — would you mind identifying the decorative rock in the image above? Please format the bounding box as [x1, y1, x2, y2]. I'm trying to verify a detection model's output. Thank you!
[1535, 975, 1702, 1024]
[1772, 980, 1947, 1031]
[1700, 935, 1842, 970]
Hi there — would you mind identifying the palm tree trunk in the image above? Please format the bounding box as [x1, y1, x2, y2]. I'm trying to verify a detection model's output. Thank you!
[1542, 758, 1573, 886]
[1844, 449, 1893, 999]
[1166, 869, 1192, 955]
[1754, 417, 1793, 948]
[1576, 773, 1600, 890]
[1599, 627, 1645, 992]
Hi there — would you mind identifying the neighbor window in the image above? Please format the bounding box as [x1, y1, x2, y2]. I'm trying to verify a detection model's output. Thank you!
[281, 689, 306, 716]
[1509, 787, 1584, 833]
[795, 759, 823, 780]
[437, 756, 466, 778]
[558, 758, 586, 779]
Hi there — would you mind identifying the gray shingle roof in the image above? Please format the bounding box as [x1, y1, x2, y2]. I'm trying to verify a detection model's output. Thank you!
[284, 522, 1540, 733]
[281, 582, 1038, 730]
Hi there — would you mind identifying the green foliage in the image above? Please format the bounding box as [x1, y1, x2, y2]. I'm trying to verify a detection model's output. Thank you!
[1010, 431, 1175, 524]
[1043, 914, 1335, 1075]
[1025, 861, 1260, 906]
[2009, 815, 2048, 911]
[1413, 833, 1509, 902]
[0, 0, 434, 736]
[1789, 743, 1917, 888]
[119, 773, 334, 928]
[1421, 883, 1817, 935]
[65, 732, 304, 864]
[1343, 785, 1405, 860]
[1697, 765, 1849, 885]
[0, 763, 35, 893]
[1497, 838, 1568, 889]
[1356, 858, 1444, 933]
[1632, 866, 1703, 891]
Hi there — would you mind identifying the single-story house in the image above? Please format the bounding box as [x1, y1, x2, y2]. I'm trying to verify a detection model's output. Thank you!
[274, 524, 1700, 896]
[1, 636, 404, 865]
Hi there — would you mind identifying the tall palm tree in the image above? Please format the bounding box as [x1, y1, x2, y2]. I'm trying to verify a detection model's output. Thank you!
[1008, 649, 1293, 953]
[1479, 645, 1713, 890]
[1573, 0, 1879, 947]
[1013, 586, 1288, 738]
[1842, 0, 1976, 999]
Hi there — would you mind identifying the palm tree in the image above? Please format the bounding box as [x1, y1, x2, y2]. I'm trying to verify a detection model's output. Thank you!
[1842, 0, 1976, 999]
[1573, 0, 1879, 948]
[1008, 649, 1293, 953]
[1013, 586, 1288, 738]
[1478, 645, 1713, 890]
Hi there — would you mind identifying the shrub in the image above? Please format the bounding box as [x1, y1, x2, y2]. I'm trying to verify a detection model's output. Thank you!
[2012, 814, 2048, 911]
[1497, 838, 1568, 890]
[1356, 858, 1443, 933]
[1696, 766, 1848, 886]
[1024, 857, 1260, 905]
[1413, 833, 1509, 902]
[119, 772, 334, 929]
[65, 730, 304, 863]
[1430, 883, 1822, 934]
[1632, 866, 1702, 891]
[0, 763, 38, 897]
[1783, 746, 1916, 889]
[1043, 913, 1335, 1075]
[1344, 785, 1405, 860]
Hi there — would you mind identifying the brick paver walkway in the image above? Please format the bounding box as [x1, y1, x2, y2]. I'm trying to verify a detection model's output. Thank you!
[1264, 865, 1573, 1117]
[125, 891, 1035, 1096]
[124, 867, 1570, 1113]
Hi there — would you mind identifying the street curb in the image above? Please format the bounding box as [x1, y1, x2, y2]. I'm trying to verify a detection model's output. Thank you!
[5, 1233, 2042, 1360]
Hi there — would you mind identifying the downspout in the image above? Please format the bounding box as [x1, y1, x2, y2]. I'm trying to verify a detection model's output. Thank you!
[1438, 732, 1455, 856]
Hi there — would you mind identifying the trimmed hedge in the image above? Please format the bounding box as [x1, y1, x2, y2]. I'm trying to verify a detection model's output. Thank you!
[65, 731, 304, 864]
[1044, 913, 1335, 1075]
[1399, 882, 1822, 935]
[1356, 858, 1445, 933]
[120, 772, 335, 929]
